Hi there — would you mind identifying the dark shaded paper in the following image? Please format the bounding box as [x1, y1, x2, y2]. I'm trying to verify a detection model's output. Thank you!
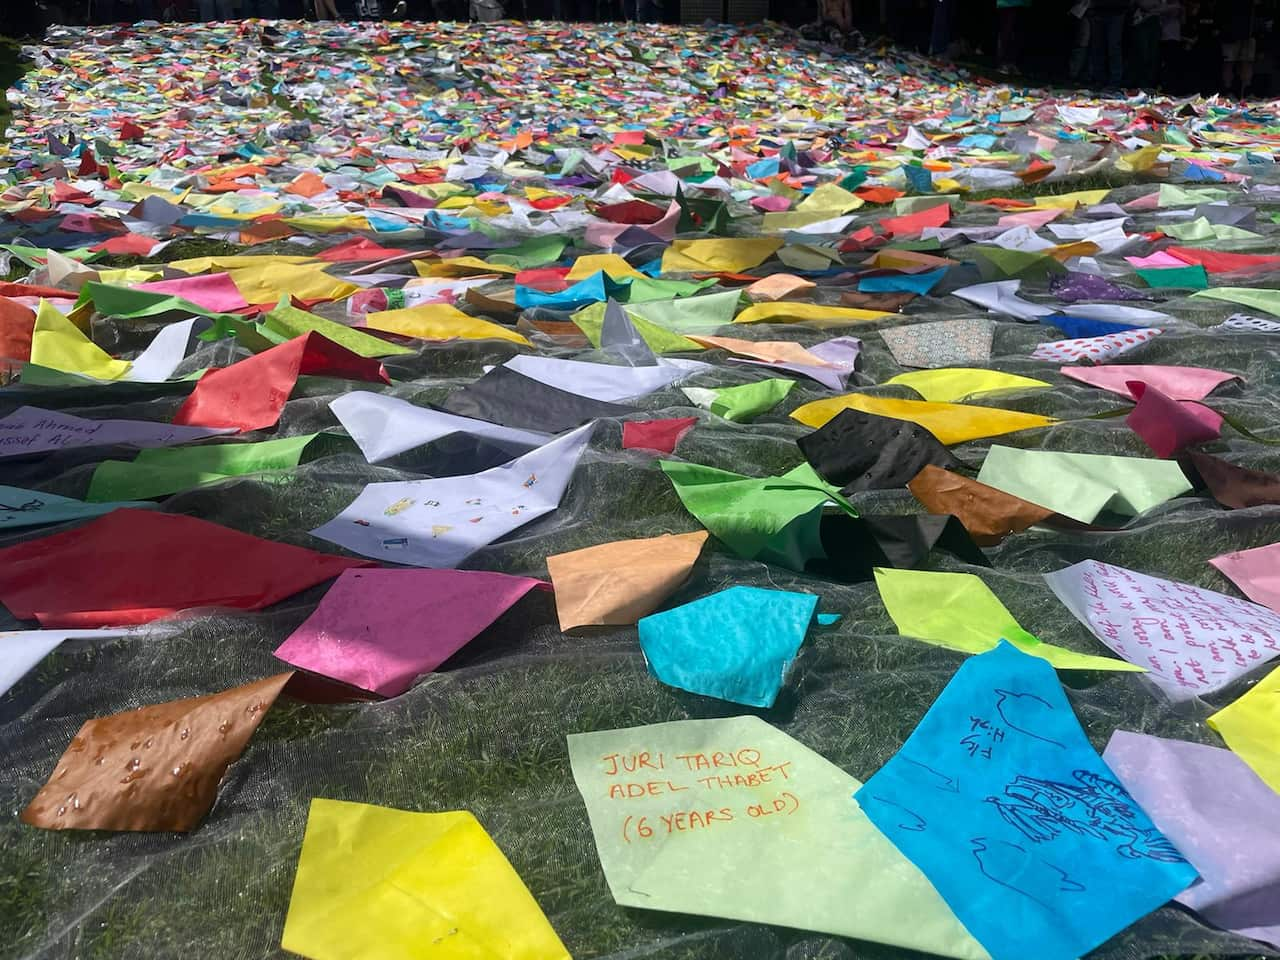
[1182, 451, 1280, 509]
[441, 365, 637, 433]
[812, 512, 989, 581]
[797, 408, 963, 491]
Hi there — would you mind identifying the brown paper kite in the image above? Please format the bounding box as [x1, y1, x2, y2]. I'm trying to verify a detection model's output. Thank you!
[22, 672, 292, 832]
[546, 531, 708, 631]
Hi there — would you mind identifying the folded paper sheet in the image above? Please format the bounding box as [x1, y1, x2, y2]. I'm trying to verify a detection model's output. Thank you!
[682, 378, 794, 422]
[1185, 451, 1280, 510]
[0, 405, 233, 458]
[282, 799, 570, 960]
[797, 409, 963, 490]
[856, 643, 1196, 960]
[364, 302, 531, 346]
[1105, 731, 1280, 949]
[567, 716, 988, 959]
[546, 531, 707, 630]
[733, 302, 891, 326]
[1060, 364, 1240, 400]
[792, 393, 1056, 444]
[875, 568, 1140, 671]
[883, 368, 1051, 403]
[977, 446, 1192, 523]
[908, 465, 1055, 544]
[637, 586, 819, 707]
[0, 628, 139, 698]
[1044, 559, 1280, 700]
[0, 484, 149, 528]
[1126, 382, 1223, 457]
[22, 672, 292, 831]
[621, 417, 697, 454]
[1031, 328, 1162, 363]
[726, 335, 862, 391]
[275, 568, 549, 696]
[501, 354, 711, 402]
[0, 509, 369, 627]
[311, 425, 593, 567]
[86, 434, 328, 501]
[1208, 663, 1280, 794]
[263, 300, 414, 358]
[1210, 541, 1280, 614]
[881, 318, 996, 369]
[442, 366, 637, 433]
[173, 333, 390, 432]
[659, 459, 850, 571]
[330, 391, 549, 463]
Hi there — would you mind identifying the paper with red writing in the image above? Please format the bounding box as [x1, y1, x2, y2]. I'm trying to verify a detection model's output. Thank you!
[1044, 559, 1280, 701]
[566, 716, 988, 959]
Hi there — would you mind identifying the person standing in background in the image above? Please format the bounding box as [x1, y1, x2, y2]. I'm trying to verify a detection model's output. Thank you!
[1220, 0, 1259, 97]
[1158, 0, 1183, 89]
[1131, 0, 1175, 86]
[996, 0, 1031, 73]
[1068, 1, 1092, 83]
[1088, 0, 1130, 89]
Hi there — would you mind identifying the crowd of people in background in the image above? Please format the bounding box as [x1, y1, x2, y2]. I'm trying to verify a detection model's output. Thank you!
[820, 0, 1276, 98]
[47, 0, 1278, 99]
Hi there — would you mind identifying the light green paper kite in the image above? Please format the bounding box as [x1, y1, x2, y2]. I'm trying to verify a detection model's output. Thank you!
[86, 433, 336, 501]
[659, 460, 852, 570]
[683, 378, 795, 422]
[874, 568, 1144, 672]
[567, 716, 989, 960]
[976, 445, 1192, 523]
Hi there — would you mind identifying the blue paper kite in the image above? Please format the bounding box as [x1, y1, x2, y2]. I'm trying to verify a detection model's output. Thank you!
[856, 642, 1196, 960]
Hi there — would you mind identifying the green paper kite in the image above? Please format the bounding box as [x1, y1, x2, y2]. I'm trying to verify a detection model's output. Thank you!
[683, 378, 795, 422]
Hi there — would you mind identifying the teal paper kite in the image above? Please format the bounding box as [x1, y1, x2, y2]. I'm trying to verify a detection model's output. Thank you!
[638, 586, 829, 707]
[0, 486, 151, 530]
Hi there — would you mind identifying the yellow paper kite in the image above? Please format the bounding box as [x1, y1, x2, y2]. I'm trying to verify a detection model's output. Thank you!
[796, 182, 864, 214]
[883, 368, 1051, 403]
[225, 263, 360, 304]
[282, 799, 571, 960]
[1208, 664, 1280, 794]
[660, 237, 782, 274]
[365, 303, 531, 346]
[169, 254, 316, 274]
[1026, 189, 1111, 212]
[565, 253, 646, 282]
[415, 257, 519, 278]
[791, 393, 1057, 444]
[734, 302, 892, 326]
[30, 299, 131, 380]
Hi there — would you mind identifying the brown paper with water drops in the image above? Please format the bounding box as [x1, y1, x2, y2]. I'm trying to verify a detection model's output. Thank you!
[21, 672, 292, 832]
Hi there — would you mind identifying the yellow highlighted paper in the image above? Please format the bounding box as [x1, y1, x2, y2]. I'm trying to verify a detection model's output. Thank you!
[282, 799, 570, 960]
[1208, 664, 1280, 794]
[30, 299, 131, 380]
[226, 263, 360, 304]
[565, 253, 646, 282]
[884, 368, 1051, 403]
[791, 393, 1057, 444]
[661, 237, 782, 273]
[365, 304, 531, 346]
[875, 568, 1143, 672]
[734, 302, 892, 326]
